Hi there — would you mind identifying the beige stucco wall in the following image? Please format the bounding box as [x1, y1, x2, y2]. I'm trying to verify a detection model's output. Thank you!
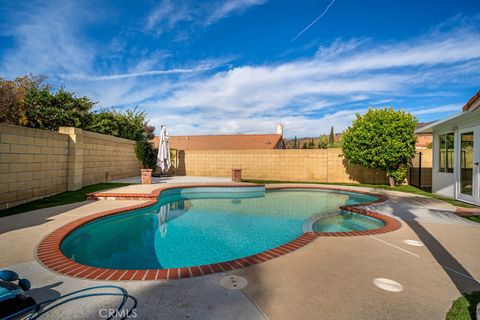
[0, 124, 140, 210]
[173, 149, 390, 184]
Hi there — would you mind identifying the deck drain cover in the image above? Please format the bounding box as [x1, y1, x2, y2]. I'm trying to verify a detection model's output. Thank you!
[373, 278, 403, 292]
[220, 275, 247, 290]
[403, 240, 423, 247]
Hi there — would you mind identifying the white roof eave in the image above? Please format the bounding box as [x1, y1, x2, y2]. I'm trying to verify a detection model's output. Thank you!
[415, 112, 465, 134]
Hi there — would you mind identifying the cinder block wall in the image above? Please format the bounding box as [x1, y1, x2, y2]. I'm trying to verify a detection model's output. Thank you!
[82, 130, 140, 186]
[174, 149, 390, 184]
[0, 124, 141, 210]
[0, 124, 69, 209]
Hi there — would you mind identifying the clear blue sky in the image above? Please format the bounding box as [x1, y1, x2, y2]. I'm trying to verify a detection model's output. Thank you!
[1, 0, 479, 137]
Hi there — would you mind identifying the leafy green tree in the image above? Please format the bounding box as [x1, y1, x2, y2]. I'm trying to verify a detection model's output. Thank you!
[294, 136, 298, 149]
[308, 138, 315, 149]
[318, 135, 328, 149]
[341, 107, 417, 186]
[328, 126, 335, 147]
[25, 86, 95, 131]
[87, 107, 149, 141]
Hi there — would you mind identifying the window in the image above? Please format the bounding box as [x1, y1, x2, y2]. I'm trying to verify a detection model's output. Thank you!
[439, 132, 454, 173]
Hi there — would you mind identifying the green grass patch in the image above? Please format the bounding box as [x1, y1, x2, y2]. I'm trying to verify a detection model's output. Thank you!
[243, 179, 480, 209]
[464, 216, 480, 223]
[0, 183, 132, 218]
[446, 291, 480, 320]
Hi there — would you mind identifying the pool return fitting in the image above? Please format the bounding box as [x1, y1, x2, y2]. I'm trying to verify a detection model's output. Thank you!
[0, 269, 137, 320]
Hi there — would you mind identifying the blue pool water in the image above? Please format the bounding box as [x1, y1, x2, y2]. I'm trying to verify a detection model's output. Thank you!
[60, 188, 382, 269]
[312, 211, 385, 232]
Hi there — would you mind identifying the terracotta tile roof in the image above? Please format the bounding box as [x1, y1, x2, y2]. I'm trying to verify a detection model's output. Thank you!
[154, 134, 284, 150]
[462, 90, 480, 111]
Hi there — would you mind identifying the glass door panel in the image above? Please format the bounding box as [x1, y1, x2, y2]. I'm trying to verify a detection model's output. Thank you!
[460, 131, 474, 197]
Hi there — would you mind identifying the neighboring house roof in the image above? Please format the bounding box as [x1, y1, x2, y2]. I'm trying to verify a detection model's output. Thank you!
[154, 134, 285, 150]
[415, 122, 435, 131]
[415, 124, 433, 147]
[462, 90, 480, 111]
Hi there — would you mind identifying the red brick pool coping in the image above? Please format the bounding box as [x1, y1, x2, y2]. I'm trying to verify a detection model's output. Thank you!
[455, 206, 480, 217]
[36, 184, 401, 281]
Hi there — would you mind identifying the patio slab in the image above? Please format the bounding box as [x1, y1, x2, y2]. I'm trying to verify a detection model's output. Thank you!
[0, 181, 479, 319]
[234, 221, 480, 320]
[8, 261, 264, 320]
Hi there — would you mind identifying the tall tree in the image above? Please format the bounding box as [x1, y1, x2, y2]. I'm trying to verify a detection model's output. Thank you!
[328, 126, 335, 147]
[0, 75, 45, 126]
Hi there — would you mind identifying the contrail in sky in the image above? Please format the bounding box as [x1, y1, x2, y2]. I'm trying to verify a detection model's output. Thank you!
[291, 0, 337, 42]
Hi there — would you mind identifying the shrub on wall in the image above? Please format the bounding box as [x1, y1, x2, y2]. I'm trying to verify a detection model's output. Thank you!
[25, 86, 95, 131]
[341, 107, 417, 187]
[87, 107, 152, 141]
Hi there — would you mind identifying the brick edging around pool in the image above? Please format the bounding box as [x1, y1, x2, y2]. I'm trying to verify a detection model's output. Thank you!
[455, 206, 480, 217]
[36, 184, 401, 280]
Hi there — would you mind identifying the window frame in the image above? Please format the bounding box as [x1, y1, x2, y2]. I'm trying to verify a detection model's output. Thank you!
[438, 132, 455, 173]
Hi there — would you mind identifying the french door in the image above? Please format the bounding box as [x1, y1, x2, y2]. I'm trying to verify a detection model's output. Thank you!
[457, 127, 479, 205]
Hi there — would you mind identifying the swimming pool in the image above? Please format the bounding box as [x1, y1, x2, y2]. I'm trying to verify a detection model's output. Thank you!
[59, 187, 385, 270]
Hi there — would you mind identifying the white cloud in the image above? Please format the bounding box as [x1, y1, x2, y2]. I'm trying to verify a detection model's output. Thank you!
[144, 29, 479, 135]
[207, 0, 266, 24]
[0, 1, 96, 78]
[146, 27, 480, 123]
[145, 0, 192, 32]
[411, 104, 461, 116]
[69, 66, 215, 81]
[145, 0, 267, 34]
[1, 4, 479, 137]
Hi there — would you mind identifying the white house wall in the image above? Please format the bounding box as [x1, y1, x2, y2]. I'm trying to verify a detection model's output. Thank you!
[431, 109, 480, 199]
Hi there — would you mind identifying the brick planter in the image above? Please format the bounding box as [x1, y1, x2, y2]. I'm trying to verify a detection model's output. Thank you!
[140, 169, 153, 184]
[232, 168, 242, 182]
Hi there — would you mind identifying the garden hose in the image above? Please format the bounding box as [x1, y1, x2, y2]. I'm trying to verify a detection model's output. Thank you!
[1, 285, 137, 320]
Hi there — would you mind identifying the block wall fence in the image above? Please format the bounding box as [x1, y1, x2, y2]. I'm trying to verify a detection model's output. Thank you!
[171, 148, 432, 186]
[0, 123, 432, 210]
[0, 124, 141, 210]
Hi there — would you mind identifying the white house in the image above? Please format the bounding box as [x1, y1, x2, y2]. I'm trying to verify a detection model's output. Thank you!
[416, 91, 480, 205]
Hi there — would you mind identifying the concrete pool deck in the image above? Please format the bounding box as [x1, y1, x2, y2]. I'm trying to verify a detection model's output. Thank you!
[0, 179, 479, 319]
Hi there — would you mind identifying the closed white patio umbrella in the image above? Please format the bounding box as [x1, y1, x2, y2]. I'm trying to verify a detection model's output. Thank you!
[158, 204, 169, 238]
[157, 125, 171, 173]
